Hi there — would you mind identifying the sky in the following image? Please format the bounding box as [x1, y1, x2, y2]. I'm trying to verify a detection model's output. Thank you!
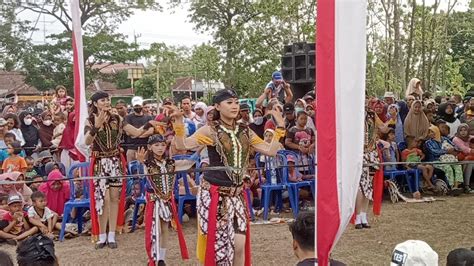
[22, 0, 470, 48]
[25, 2, 212, 48]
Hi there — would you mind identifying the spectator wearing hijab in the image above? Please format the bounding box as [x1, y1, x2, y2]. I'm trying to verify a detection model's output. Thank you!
[18, 111, 39, 156]
[386, 104, 404, 144]
[373, 100, 388, 125]
[192, 102, 207, 127]
[38, 111, 54, 150]
[249, 108, 266, 139]
[437, 103, 461, 138]
[405, 78, 423, 99]
[403, 100, 430, 141]
[38, 170, 70, 216]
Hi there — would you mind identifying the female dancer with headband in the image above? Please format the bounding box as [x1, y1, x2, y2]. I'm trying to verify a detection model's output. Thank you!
[136, 134, 195, 266]
[168, 89, 285, 266]
[85, 91, 152, 249]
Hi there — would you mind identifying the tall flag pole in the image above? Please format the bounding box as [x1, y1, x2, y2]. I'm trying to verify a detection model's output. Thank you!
[316, 0, 367, 265]
[71, 0, 88, 162]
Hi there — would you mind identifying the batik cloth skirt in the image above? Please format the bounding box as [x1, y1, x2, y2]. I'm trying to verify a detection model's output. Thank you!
[93, 156, 124, 215]
[196, 181, 250, 266]
[147, 195, 172, 265]
[360, 150, 380, 201]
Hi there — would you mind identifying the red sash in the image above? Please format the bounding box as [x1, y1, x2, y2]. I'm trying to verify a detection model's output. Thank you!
[204, 185, 251, 266]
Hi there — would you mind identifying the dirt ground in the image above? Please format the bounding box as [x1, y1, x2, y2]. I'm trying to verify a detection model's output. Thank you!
[2, 195, 473, 265]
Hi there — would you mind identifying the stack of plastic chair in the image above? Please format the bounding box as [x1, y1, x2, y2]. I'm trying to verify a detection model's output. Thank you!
[128, 160, 146, 231]
[278, 150, 314, 217]
[172, 154, 200, 224]
[255, 152, 295, 220]
[59, 162, 90, 242]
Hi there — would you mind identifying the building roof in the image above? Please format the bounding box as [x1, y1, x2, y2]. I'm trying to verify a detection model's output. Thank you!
[90, 63, 145, 75]
[0, 71, 42, 97]
[86, 80, 134, 96]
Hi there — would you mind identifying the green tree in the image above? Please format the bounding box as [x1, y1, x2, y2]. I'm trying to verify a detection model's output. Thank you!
[0, 4, 33, 71]
[6, 0, 160, 91]
[186, 0, 315, 97]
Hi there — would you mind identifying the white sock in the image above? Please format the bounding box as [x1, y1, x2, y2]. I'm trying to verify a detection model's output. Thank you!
[361, 212, 368, 224]
[159, 248, 167, 261]
[108, 232, 116, 243]
[98, 233, 107, 244]
[355, 214, 362, 224]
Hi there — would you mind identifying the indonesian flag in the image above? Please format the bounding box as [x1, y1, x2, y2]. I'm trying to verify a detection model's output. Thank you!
[71, 0, 88, 162]
[316, 0, 367, 265]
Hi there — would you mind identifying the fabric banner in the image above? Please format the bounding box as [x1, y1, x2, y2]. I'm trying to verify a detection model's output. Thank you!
[316, 0, 367, 265]
[71, 0, 88, 162]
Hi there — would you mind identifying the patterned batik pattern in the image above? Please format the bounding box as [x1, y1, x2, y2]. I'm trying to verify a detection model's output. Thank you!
[197, 187, 248, 265]
[93, 156, 123, 215]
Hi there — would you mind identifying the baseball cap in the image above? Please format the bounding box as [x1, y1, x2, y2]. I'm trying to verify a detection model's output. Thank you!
[390, 240, 438, 266]
[8, 194, 23, 205]
[283, 103, 295, 113]
[287, 155, 296, 163]
[240, 103, 250, 111]
[163, 97, 174, 105]
[272, 71, 283, 81]
[131, 96, 144, 107]
[303, 94, 314, 101]
[0, 118, 7, 126]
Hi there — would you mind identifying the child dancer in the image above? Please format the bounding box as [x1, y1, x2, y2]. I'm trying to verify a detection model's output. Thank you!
[136, 135, 193, 266]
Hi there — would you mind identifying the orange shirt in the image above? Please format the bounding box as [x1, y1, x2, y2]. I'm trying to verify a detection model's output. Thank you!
[2, 156, 27, 173]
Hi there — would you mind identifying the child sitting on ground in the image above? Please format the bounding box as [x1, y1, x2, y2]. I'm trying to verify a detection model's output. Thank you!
[28, 190, 77, 238]
[402, 136, 436, 192]
[0, 194, 37, 243]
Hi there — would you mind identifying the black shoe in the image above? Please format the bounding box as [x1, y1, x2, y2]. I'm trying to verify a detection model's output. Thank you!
[158, 260, 166, 266]
[95, 242, 106, 249]
[355, 224, 363, 229]
[362, 223, 371, 229]
[108, 242, 118, 249]
[464, 187, 474, 194]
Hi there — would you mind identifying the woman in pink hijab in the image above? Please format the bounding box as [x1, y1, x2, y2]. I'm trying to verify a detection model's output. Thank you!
[0, 172, 32, 205]
[39, 170, 70, 216]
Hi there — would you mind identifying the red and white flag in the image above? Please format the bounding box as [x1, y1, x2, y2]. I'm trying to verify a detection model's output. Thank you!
[316, 0, 367, 265]
[71, 0, 88, 162]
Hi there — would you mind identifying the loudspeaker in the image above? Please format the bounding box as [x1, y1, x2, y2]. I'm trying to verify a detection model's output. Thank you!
[281, 42, 315, 84]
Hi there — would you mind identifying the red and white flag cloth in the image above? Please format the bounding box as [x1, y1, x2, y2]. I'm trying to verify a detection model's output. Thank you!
[71, 0, 88, 162]
[316, 0, 367, 265]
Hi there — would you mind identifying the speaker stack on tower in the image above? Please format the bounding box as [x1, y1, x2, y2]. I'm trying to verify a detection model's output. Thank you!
[281, 42, 315, 99]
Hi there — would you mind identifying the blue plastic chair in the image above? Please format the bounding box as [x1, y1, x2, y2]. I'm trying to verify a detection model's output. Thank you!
[173, 155, 200, 224]
[278, 150, 314, 217]
[128, 160, 146, 232]
[59, 162, 90, 242]
[255, 152, 294, 220]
